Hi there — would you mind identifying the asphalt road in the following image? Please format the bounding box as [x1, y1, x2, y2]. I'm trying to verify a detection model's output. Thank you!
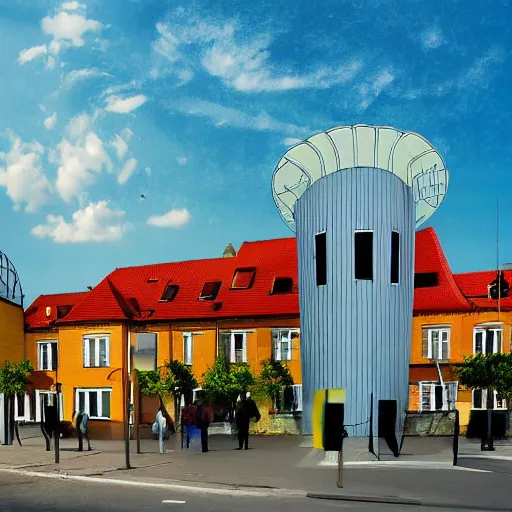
[0, 472, 493, 512]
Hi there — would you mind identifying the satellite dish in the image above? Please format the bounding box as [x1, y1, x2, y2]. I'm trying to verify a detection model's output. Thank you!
[271, 124, 449, 232]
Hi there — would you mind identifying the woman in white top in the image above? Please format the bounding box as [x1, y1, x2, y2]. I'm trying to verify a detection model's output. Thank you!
[155, 407, 167, 454]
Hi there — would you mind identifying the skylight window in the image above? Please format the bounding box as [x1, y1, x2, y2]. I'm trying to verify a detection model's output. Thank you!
[199, 281, 221, 300]
[56, 305, 72, 319]
[159, 284, 179, 302]
[231, 268, 256, 289]
[271, 277, 293, 295]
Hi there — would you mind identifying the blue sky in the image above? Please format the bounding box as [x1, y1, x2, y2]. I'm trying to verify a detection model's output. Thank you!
[1, 0, 511, 307]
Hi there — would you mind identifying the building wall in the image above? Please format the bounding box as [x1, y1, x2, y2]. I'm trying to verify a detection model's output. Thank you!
[295, 167, 415, 440]
[0, 297, 24, 366]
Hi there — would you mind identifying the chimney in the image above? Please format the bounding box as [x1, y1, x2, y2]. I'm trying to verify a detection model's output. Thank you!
[223, 243, 236, 258]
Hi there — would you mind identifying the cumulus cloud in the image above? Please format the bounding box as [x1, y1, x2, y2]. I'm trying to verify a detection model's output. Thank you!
[44, 113, 57, 130]
[169, 98, 312, 137]
[147, 208, 191, 228]
[60, 1, 85, 10]
[0, 133, 52, 212]
[105, 94, 148, 114]
[42, 10, 103, 51]
[17, 45, 47, 64]
[51, 112, 112, 202]
[420, 27, 445, 50]
[176, 156, 188, 166]
[111, 134, 129, 160]
[32, 200, 130, 243]
[152, 13, 363, 92]
[62, 68, 111, 89]
[118, 158, 137, 185]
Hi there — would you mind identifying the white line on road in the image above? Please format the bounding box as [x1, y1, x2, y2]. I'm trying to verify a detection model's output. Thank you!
[319, 460, 492, 472]
[162, 500, 186, 504]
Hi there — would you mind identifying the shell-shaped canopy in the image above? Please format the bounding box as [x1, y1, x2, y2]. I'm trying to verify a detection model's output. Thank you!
[0, 250, 23, 306]
[272, 124, 449, 232]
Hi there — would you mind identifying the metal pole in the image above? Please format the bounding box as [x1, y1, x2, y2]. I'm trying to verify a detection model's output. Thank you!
[337, 451, 343, 488]
[124, 331, 131, 469]
[55, 386, 60, 464]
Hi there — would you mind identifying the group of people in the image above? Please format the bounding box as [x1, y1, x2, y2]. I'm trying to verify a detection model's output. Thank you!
[154, 393, 261, 454]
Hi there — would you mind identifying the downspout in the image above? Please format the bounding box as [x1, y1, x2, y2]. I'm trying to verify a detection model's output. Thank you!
[215, 321, 219, 358]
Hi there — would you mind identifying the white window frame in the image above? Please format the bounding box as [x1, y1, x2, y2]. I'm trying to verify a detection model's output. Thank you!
[83, 335, 110, 368]
[272, 329, 298, 361]
[228, 331, 248, 363]
[473, 324, 503, 355]
[75, 388, 112, 420]
[419, 381, 458, 412]
[14, 393, 31, 422]
[183, 332, 193, 365]
[35, 390, 64, 422]
[423, 326, 450, 360]
[471, 389, 507, 410]
[37, 340, 58, 371]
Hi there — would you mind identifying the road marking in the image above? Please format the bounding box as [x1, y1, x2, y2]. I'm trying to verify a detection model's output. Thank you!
[319, 460, 492, 472]
[162, 500, 186, 504]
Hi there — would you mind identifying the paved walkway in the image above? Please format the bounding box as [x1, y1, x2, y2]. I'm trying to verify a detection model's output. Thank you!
[2, 428, 512, 509]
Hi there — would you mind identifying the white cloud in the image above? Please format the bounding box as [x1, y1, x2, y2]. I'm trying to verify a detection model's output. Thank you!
[105, 94, 148, 114]
[42, 11, 103, 51]
[282, 137, 302, 146]
[32, 200, 129, 243]
[170, 98, 312, 137]
[62, 68, 111, 89]
[17, 44, 47, 64]
[52, 113, 112, 202]
[145, 166, 152, 176]
[459, 47, 505, 88]
[420, 27, 444, 50]
[147, 208, 191, 228]
[112, 134, 129, 160]
[358, 68, 395, 110]
[176, 156, 188, 166]
[61, 1, 85, 10]
[153, 14, 363, 92]
[118, 157, 137, 185]
[46, 55, 57, 70]
[0, 133, 52, 212]
[44, 113, 57, 130]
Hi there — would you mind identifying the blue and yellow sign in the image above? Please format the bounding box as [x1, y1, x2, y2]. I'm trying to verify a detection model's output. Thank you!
[312, 388, 345, 450]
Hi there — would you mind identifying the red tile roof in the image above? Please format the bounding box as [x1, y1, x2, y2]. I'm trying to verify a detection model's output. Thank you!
[413, 228, 472, 313]
[24, 292, 89, 329]
[454, 270, 512, 311]
[27, 228, 504, 326]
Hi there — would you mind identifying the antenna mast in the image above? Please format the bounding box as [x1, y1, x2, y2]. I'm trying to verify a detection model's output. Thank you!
[497, 195, 501, 322]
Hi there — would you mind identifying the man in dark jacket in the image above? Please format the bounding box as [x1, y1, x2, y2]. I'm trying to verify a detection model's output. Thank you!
[195, 397, 212, 453]
[235, 394, 260, 450]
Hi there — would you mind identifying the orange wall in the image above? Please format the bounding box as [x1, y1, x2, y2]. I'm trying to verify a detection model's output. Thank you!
[411, 311, 512, 365]
[0, 297, 24, 365]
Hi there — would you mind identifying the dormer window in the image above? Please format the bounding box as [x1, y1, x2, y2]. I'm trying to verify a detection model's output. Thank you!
[199, 281, 221, 301]
[231, 268, 256, 290]
[271, 277, 293, 295]
[159, 284, 179, 302]
[56, 305, 72, 319]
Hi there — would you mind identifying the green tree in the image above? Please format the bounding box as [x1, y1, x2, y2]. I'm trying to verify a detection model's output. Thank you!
[0, 359, 34, 398]
[257, 360, 294, 410]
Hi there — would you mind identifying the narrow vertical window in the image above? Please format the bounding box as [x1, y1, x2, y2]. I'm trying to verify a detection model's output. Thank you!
[391, 231, 399, 284]
[315, 232, 327, 286]
[354, 231, 373, 281]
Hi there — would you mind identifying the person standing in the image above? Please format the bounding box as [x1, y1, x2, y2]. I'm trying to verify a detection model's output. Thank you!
[195, 397, 212, 453]
[235, 393, 261, 451]
[155, 406, 167, 454]
[72, 408, 91, 452]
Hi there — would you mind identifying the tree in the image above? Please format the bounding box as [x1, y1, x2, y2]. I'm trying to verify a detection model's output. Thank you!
[453, 353, 512, 450]
[257, 360, 294, 410]
[0, 359, 34, 398]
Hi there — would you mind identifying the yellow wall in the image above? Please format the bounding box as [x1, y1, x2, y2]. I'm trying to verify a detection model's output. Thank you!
[0, 297, 24, 366]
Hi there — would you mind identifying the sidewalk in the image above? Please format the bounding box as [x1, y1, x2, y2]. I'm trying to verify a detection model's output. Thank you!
[2, 429, 512, 510]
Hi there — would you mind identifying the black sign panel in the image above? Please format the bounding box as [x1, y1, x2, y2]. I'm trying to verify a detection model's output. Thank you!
[323, 402, 345, 451]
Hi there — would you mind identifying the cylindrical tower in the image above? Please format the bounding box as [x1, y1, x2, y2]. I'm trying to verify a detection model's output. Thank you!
[295, 167, 415, 441]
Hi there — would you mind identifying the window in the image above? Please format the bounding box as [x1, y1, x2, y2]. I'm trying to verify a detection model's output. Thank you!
[35, 390, 63, 422]
[414, 272, 439, 288]
[83, 336, 110, 368]
[160, 283, 179, 302]
[75, 388, 112, 419]
[472, 389, 507, 410]
[419, 381, 458, 411]
[277, 384, 303, 412]
[231, 268, 256, 289]
[391, 231, 400, 284]
[133, 333, 157, 371]
[184, 333, 193, 365]
[271, 277, 293, 295]
[199, 281, 221, 300]
[219, 331, 247, 363]
[37, 341, 58, 371]
[474, 326, 502, 354]
[272, 329, 298, 361]
[354, 231, 373, 281]
[314, 232, 327, 286]
[422, 327, 450, 360]
[15, 394, 31, 421]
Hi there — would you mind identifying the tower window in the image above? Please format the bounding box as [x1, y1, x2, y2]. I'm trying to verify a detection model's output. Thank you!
[391, 231, 400, 284]
[315, 232, 327, 286]
[354, 231, 373, 281]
